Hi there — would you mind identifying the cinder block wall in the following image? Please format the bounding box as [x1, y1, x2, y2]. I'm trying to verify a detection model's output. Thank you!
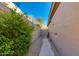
[32, 25, 40, 42]
[48, 3, 79, 56]
[0, 3, 11, 12]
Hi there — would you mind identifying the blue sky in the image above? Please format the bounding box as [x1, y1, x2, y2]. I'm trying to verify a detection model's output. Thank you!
[13, 2, 52, 26]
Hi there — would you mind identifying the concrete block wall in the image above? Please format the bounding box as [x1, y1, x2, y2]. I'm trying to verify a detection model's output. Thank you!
[32, 25, 40, 42]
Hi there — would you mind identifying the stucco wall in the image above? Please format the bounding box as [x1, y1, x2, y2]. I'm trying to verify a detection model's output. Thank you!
[48, 2, 79, 56]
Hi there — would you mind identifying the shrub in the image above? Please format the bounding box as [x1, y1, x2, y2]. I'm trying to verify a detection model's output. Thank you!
[0, 10, 33, 56]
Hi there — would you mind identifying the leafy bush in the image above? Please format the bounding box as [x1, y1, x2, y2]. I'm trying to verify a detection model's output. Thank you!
[0, 10, 33, 55]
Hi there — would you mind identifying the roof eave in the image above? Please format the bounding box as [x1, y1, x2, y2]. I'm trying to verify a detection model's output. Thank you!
[47, 2, 60, 26]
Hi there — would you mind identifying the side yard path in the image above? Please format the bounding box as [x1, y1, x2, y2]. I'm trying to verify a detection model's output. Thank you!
[28, 30, 55, 56]
[39, 38, 55, 56]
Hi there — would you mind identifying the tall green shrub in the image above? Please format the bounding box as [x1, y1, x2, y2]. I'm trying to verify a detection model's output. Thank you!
[0, 9, 33, 56]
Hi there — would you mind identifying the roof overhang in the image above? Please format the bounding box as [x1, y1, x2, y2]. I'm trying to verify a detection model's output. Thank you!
[47, 2, 60, 26]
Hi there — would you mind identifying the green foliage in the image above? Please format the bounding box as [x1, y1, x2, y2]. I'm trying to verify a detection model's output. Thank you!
[36, 18, 44, 25]
[36, 24, 41, 28]
[0, 9, 33, 55]
[36, 18, 44, 28]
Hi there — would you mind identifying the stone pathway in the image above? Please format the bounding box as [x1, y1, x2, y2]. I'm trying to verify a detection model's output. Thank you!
[39, 38, 55, 56]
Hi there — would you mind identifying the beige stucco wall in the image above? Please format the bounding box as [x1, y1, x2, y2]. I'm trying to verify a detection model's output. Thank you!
[48, 2, 79, 56]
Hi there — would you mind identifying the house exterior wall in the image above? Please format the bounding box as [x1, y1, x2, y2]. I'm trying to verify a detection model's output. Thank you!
[48, 2, 79, 56]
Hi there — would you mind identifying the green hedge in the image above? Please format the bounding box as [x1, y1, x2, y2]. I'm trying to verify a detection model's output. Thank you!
[0, 10, 33, 56]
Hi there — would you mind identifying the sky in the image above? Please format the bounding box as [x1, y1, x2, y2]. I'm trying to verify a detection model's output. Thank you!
[13, 2, 52, 26]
